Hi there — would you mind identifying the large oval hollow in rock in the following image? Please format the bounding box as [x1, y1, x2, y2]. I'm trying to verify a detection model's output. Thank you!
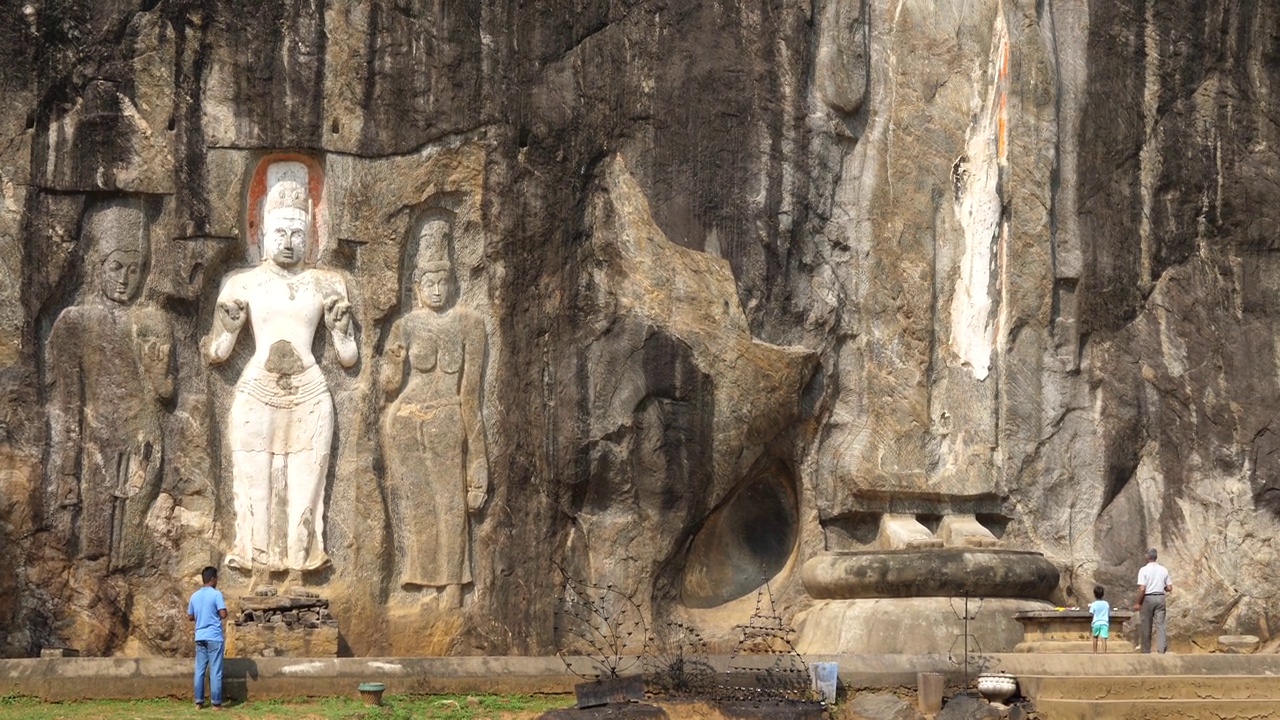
[680, 461, 798, 608]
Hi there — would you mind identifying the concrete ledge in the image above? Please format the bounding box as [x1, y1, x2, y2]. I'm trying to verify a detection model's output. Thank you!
[1018, 674, 1280, 701]
[989, 653, 1280, 676]
[0, 657, 585, 701]
[0, 655, 970, 702]
[6, 653, 1280, 702]
[1033, 698, 1280, 720]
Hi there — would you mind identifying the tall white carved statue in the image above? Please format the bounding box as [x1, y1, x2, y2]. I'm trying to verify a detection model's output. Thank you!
[204, 162, 357, 576]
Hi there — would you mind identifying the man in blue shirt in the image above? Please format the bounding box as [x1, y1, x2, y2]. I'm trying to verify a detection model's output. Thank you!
[187, 566, 228, 709]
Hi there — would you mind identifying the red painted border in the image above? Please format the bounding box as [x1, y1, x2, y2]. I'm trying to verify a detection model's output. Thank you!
[245, 153, 325, 264]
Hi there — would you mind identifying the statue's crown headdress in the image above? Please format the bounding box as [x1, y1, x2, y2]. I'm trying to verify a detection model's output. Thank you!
[263, 161, 311, 217]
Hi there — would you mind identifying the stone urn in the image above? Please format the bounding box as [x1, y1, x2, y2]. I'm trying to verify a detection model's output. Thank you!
[975, 673, 1017, 703]
[358, 682, 386, 706]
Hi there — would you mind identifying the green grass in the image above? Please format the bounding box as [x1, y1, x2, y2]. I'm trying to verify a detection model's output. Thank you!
[0, 693, 574, 719]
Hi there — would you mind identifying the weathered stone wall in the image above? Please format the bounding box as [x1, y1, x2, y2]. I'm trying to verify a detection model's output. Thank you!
[0, 0, 1277, 657]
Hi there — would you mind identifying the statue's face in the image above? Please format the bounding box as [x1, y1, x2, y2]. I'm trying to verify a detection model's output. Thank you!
[100, 250, 144, 304]
[263, 208, 308, 268]
[419, 270, 452, 310]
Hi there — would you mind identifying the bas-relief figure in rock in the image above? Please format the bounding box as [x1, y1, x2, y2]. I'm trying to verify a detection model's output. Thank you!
[380, 215, 488, 610]
[45, 199, 174, 572]
[204, 162, 357, 577]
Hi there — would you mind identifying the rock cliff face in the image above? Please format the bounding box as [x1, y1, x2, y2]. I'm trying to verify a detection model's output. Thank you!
[0, 0, 1277, 657]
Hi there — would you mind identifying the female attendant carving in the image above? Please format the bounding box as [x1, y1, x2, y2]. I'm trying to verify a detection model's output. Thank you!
[381, 217, 488, 610]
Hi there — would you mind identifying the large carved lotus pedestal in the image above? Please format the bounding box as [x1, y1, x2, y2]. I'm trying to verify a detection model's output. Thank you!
[794, 549, 1060, 654]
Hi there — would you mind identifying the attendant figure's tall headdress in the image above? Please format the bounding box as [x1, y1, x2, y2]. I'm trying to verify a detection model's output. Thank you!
[86, 197, 148, 261]
[416, 213, 454, 277]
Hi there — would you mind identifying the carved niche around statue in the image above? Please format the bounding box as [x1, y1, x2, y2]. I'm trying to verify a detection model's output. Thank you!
[380, 214, 489, 610]
[204, 161, 358, 575]
[45, 198, 174, 571]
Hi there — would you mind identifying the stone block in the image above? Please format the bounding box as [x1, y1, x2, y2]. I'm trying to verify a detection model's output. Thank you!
[226, 621, 339, 658]
[936, 694, 1000, 720]
[877, 514, 943, 550]
[936, 515, 1001, 548]
[849, 691, 924, 720]
[917, 673, 944, 713]
[574, 676, 646, 709]
[1218, 635, 1261, 654]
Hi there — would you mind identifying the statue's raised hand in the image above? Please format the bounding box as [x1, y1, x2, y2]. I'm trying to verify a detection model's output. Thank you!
[324, 296, 352, 335]
[138, 335, 171, 375]
[215, 299, 247, 335]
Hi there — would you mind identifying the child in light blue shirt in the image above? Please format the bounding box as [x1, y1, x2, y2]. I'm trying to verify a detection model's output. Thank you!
[1089, 584, 1110, 654]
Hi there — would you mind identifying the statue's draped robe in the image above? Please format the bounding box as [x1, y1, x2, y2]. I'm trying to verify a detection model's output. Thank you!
[214, 265, 352, 572]
[47, 303, 172, 570]
[382, 307, 487, 588]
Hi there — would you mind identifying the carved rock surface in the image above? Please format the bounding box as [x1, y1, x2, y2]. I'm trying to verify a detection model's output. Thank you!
[847, 692, 925, 720]
[0, 0, 1277, 658]
[936, 695, 1001, 720]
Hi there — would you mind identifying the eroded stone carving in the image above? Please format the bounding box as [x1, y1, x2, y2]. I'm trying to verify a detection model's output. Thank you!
[380, 215, 488, 609]
[46, 199, 174, 571]
[204, 162, 357, 575]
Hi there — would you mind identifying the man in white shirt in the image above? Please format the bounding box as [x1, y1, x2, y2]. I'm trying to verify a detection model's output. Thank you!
[1133, 548, 1172, 653]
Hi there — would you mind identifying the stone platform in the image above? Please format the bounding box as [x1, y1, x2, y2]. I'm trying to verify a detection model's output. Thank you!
[5, 653, 1280, 711]
[0, 656, 588, 702]
[1012, 609, 1135, 653]
[0, 654, 973, 703]
[1010, 657, 1280, 719]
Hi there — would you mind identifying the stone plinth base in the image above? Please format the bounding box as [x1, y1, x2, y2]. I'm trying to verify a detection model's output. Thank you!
[227, 622, 339, 658]
[226, 592, 339, 658]
[795, 598, 1055, 654]
[1012, 610, 1134, 653]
